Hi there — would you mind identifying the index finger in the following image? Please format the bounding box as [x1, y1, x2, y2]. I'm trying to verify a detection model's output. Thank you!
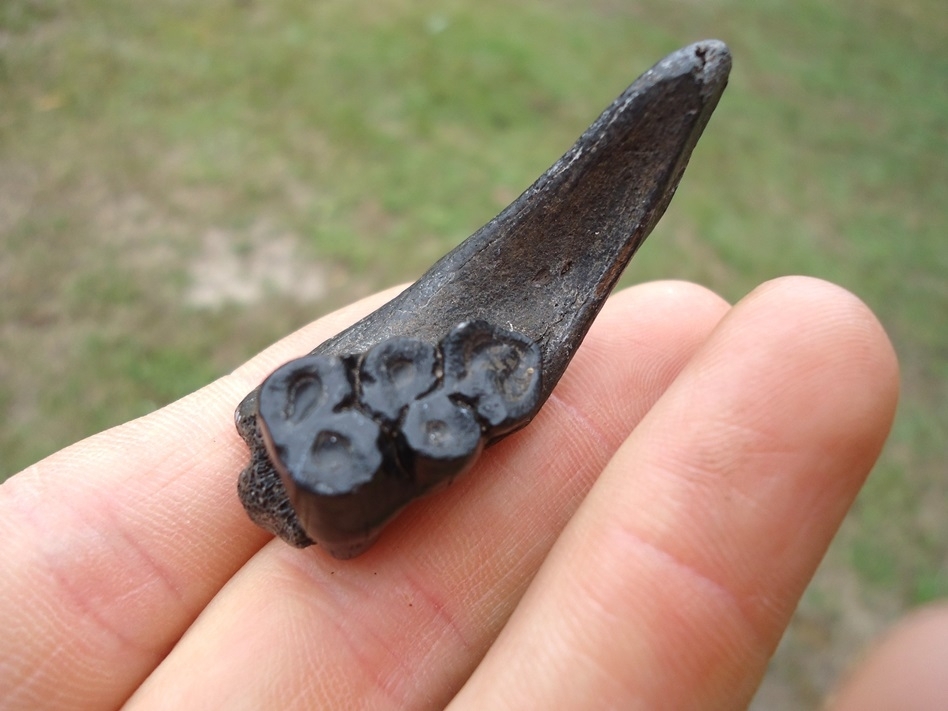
[0, 286, 405, 710]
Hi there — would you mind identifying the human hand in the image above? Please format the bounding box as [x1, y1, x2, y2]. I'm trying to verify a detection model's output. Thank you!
[827, 601, 948, 711]
[0, 277, 899, 709]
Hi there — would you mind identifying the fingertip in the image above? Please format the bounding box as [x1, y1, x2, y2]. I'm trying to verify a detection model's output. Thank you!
[606, 279, 731, 324]
[736, 275, 900, 445]
[745, 276, 897, 374]
[585, 280, 730, 380]
[828, 602, 948, 711]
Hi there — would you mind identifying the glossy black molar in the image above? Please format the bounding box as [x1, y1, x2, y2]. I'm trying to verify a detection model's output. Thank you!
[257, 354, 384, 494]
[236, 41, 732, 558]
[399, 391, 484, 490]
[441, 321, 542, 438]
[359, 337, 438, 423]
[250, 323, 541, 558]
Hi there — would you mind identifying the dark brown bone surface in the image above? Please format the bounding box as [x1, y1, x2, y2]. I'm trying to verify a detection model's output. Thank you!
[236, 40, 732, 558]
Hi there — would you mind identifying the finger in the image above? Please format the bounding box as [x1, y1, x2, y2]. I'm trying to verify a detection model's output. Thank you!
[0, 285, 406, 711]
[122, 282, 730, 710]
[449, 277, 900, 710]
[827, 602, 948, 711]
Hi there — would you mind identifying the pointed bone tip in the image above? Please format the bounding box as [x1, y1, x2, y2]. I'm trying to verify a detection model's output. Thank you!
[655, 40, 732, 90]
[690, 39, 732, 79]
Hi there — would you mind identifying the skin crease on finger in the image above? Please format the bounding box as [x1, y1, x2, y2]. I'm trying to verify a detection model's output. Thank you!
[0, 281, 727, 711]
[447, 277, 899, 711]
[119, 281, 731, 711]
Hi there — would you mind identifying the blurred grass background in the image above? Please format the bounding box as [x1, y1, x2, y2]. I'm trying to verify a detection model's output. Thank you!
[1, 0, 945, 706]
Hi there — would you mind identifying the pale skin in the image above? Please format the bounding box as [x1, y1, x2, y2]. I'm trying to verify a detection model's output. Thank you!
[0, 276, 923, 710]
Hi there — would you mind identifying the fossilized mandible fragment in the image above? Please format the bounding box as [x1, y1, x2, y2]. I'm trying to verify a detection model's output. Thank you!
[236, 40, 732, 558]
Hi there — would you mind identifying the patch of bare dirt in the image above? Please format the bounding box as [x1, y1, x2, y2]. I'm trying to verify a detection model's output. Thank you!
[185, 220, 331, 308]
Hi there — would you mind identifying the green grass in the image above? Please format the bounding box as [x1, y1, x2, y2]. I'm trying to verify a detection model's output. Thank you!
[1, 0, 946, 705]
